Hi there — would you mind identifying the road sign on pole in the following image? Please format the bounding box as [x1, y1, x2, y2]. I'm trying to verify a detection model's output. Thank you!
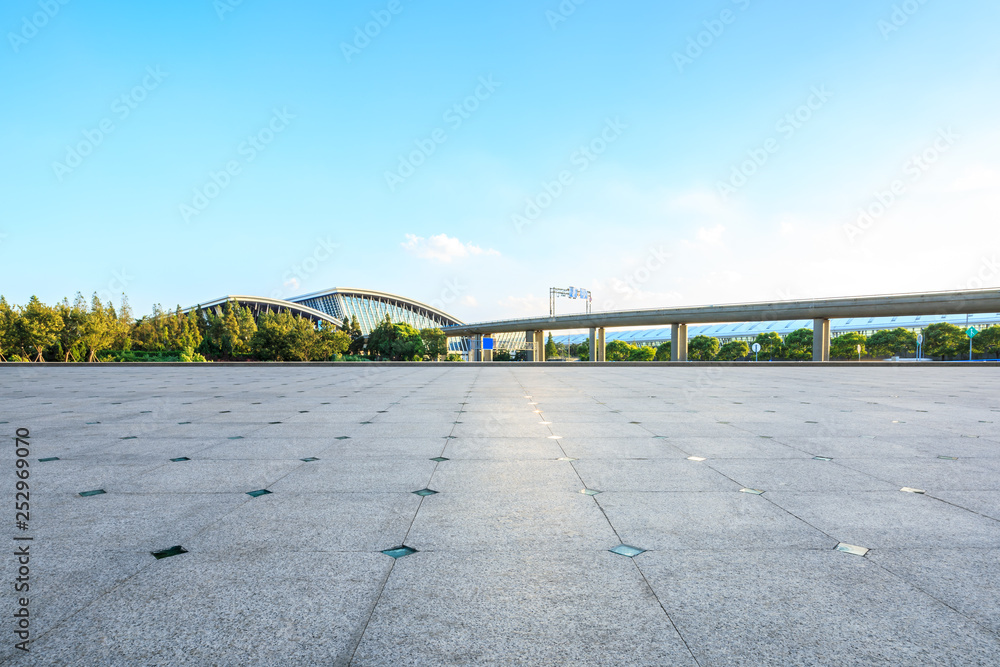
[751, 342, 761, 362]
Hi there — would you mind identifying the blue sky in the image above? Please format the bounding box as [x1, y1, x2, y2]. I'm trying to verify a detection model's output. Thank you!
[2, 0, 998, 320]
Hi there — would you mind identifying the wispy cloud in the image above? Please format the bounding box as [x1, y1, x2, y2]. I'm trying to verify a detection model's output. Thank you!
[402, 233, 500, 263]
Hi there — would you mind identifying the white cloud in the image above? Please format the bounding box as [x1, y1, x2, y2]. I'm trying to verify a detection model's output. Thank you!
[696, 224, 725, 244]
[402, 233, 500, 263]
[460, 295, 478, 307]
[283, 277, 300, 290]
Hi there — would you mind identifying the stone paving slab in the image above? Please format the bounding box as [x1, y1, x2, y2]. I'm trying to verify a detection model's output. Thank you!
[1, 365, 998, 665]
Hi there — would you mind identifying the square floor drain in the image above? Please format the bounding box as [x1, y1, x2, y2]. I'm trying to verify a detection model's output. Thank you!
[151, 545, 188, 560]
[900, 487, 925, 494]
[580, 488, 602, 496]
[430, 457, 449, 462]
[443, 435, 456, 439]
[557, 457, 578, 462]
[219, 410, 231, 414]
[120, 436, 137, 440]
[382, 545, 417, 559]
[335, 436, 351, 440]
[629, 421, 641, 424]
[687, 456, 706, 462]
[609, 544, 646, 558]
[301, 457, 319, 462]
[269, 421, 282, 425]
[739, 488, 764, 495]
[178, 421, 191, 425]
[86, 422, 100, 425]
[79, 489, 106, 497]
[412, 488, 438, 497]
[360, 421, 372, 424]
[835, 543, 869, 557]
[38, 457, 59, 462]
[247, 489, 272, 497]
[228, 436, 243, 440]
[813, 456, 833, 461]
[937, 456, 958, 460]
[547, 435, 563, 440]
[170, 457, 190, 462]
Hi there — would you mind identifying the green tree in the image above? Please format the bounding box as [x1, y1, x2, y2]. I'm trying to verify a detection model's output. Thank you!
[831, 332, 868, 360]
[654, 341, 671, 361]
[420, 327, 448, 359]
[80, 294, 117, 362]
[17, 296, 64, 361]
[545, 333, 558, 359]
[922, 322, 965, 360]
[57, 294, 88, 362]
[784, 328, 813, 361]
[0, 296, 17, 361]
[717, 340, 750, 361]
[577, 342, 590, 361]
[689, 335, 720, 361]
[753, 332, 785, 361]
[629, 346, 656, 361]
[343, 315, 365, 355]
[365, 314, 395, 359]
[867, 327, 918, 358]
[976, 325, 1000, 359]
[251, 310, 295, 361]
[493, 349, 513, 362]
[605, 339, 634, 361]
[390, 323, 424, 360]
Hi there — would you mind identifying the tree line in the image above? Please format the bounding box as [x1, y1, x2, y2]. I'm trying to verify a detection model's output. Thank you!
[0, 295, 455, 362]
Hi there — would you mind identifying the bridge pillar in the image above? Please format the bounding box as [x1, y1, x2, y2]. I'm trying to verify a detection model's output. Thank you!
[589, 327, 606, 362]
[671, 324, 688, 361]
[813, 318, 830, 362]
[526, 330, 545, 362]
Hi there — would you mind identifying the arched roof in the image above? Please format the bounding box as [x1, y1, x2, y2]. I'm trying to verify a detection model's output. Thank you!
[289, 287, 464, 326]
[188, 296, 342, 327]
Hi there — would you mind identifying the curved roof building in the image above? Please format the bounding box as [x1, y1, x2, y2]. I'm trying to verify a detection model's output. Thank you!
[288, 287, 463, 334]
[190, 295, 342, 327]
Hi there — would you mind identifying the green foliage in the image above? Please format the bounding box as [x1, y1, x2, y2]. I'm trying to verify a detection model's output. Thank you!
[16, 296, 64, 361]
[628, 346, 656, 361]
[366, 315, 426, 360]
[180, 346, 208, 362]
[867, 327, 918, 358]
[420, 328, 449, 359]
[784, 328, 813, 361]
[0, 296, 16, 361]
[716, 340, 750, 361]
[922, 322, 966, 360]
[605, 339, 633, 361]
[446, 353, 464, 362]
[250, 310, 329, 361]
[545, 333, 558, 359]
[576, 342, 590, 361]
[977, 326, 1000, 359]
[493, 349, 513, 362]
[753, 332, 785, 360]
[831, 332, 867, 359]
[654, 341, 671, 361]
[689, 335, 720, 361]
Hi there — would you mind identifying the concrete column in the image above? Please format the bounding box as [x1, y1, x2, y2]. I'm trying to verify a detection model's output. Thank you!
[813, 318, 830, 362]
[597, 328, 606, 362]
[534, 330, 546, 362]
[470, 334, 483, 362]
[589, 328, 597, 363]
[671, 323, 688, 361]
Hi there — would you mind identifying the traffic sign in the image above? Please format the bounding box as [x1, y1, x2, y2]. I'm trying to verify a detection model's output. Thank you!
[917, 334, 923, 344]
[751, 343, 761, 353]
[967, 327, 978, 338]
[483, 337, 495, 350]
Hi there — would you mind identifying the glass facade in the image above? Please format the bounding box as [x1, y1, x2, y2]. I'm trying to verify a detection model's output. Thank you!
[291, 289, 462, 335]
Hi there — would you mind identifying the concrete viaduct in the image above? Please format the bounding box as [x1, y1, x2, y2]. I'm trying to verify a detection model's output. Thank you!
[442, 288, 1000, 362]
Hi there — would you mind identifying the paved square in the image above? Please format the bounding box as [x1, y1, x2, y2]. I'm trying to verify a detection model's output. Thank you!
[2, 365, 999, 665]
